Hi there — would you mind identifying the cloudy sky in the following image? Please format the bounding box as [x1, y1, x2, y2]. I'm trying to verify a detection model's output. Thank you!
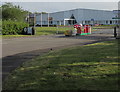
[1, 0, 119, 13]
[1, 0, 120, 2]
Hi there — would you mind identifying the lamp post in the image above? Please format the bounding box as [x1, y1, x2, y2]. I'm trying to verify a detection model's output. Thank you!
[34, 13, 36, 27]
[48, 13, 49, 27]
[41, 13, 42, 27]
[27, 12, 30, 27]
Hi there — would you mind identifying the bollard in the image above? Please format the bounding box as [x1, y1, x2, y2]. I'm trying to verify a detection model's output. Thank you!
[84, 25, 87, 33]
[84, 25, 90, 33]
[114, 27, 117, 38]
[86, 25, 89, 33]
[74, 24, 82, 34]
[77, 25, 82, 34]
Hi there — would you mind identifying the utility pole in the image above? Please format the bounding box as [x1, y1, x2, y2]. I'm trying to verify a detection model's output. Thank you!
[114, 27, 117, 38]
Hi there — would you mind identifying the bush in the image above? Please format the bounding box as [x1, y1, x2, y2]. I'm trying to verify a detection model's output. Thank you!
[2, 20, 29, 35]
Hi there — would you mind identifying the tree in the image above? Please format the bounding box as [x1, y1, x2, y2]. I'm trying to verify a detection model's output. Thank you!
[41, 12, 47, 14]
[2, 3, 29, 22]
[34, 12, 47, 14]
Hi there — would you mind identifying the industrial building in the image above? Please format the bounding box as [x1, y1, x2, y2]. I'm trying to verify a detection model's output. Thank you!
[34, 8, 118, 26]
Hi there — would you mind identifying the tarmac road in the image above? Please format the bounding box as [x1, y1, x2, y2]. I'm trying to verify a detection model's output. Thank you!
[2, 29, 114, 57]
[2, 35, 96, 58]
[1, 28, 115, 82]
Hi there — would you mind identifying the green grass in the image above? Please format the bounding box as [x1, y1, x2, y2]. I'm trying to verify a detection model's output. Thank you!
[93, 25, 116, 29]
[35, 27, 58, 35]
[3, 40, 119, 90]
[1, 26, 102, 38]
[1, 27, 74, 38]
[35, 27, 97, 35]
[1, 35, 32, 39]
[35, 27, 74, 35]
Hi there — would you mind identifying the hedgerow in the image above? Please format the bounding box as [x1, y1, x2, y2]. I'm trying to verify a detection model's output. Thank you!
[2, 20, 29, 35]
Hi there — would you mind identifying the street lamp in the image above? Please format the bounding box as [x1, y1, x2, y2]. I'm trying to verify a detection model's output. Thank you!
[48, 13, 49, 27]
[41, 13, 42, 27]
[34, 13, 36, 27]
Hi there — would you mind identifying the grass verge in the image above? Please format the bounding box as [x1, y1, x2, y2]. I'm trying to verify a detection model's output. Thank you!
[1, 27, 73, 38]
[1, 35, 31, 39]
[1, 26, 107, 38]
[92, 25, 115, 29]
[35, 27, 74, 35]
[3, 40, 119, 90]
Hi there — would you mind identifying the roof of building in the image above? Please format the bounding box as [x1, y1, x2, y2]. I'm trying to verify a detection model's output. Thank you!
[50, 8, 113, 14]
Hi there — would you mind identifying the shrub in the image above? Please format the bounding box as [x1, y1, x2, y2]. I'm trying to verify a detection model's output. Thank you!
[2, 20, 29, 35]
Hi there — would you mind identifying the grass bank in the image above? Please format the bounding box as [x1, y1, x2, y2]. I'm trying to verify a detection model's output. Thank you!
[3, 40, 119, 90]
[1, 35, 32, 39]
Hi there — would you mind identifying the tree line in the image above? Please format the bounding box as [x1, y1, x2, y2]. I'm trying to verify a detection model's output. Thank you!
[1, 2, 29, 22]
[1, 3, 48, 35]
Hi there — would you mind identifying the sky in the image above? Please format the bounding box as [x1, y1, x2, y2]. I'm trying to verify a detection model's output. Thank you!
[1, 0, 120, 2]
[1, 0, 119, 13]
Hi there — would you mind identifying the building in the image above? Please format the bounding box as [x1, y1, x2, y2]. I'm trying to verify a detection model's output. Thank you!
[35, 8, 118, 26]
[27, 14, 36, 26]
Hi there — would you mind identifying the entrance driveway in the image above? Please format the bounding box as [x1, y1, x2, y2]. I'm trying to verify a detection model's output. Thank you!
[2, 29, 114, 57]
[2, 29, 115, 82]
[2, 35, 96, 57]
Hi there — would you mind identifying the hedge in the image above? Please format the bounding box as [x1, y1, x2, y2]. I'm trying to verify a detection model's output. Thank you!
[2, 20, 29, 35]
